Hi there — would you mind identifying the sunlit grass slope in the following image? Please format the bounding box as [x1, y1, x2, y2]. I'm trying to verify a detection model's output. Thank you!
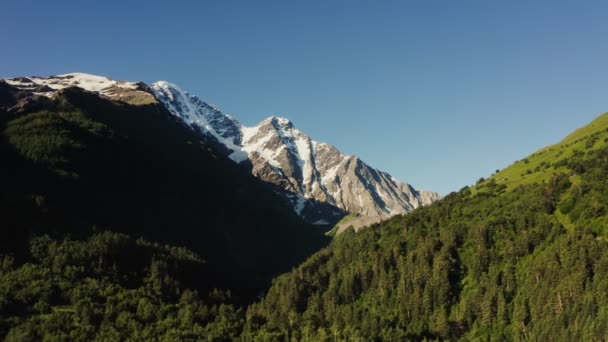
[477, 112, 608, 192]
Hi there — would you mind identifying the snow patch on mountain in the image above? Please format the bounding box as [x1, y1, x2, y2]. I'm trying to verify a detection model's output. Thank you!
[2, 73, 154, 104]
[5, 73, 137, 93]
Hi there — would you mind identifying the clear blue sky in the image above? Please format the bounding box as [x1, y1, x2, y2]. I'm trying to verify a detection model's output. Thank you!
[3, 0, 608, 194]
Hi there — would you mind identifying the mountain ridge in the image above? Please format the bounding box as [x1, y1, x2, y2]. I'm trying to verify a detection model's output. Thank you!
[150, 80, 440, 225]
[1, 72, 440, 227]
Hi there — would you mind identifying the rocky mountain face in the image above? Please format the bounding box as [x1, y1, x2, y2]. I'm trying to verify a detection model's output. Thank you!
[150, 81, 440, 225]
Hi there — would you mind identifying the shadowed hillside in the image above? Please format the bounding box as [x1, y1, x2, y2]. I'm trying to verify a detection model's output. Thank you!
[0, 84, 329, 301]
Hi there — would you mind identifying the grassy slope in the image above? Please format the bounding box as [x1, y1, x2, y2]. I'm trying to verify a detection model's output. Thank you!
[478, 112, 608, 191]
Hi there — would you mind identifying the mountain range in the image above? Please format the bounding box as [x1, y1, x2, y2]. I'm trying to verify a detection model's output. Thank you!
[2, 73, 439, 226]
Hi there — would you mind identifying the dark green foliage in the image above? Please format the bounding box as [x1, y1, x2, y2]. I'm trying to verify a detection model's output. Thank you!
[0, 87, 329, 339]
[0, 232, 244, 341]
[244, 146, 608, 341]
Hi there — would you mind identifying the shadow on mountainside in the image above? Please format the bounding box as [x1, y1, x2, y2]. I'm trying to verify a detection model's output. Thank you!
[0, 85, 330, 303]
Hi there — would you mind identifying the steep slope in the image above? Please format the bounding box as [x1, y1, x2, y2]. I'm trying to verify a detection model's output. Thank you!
[479, 112, 608, 191]
[0, 77, 329, 302]
[243, 111, 608, 341]
[150, 81, 439, 225]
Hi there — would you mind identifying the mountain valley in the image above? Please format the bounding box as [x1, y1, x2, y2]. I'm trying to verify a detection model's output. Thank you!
[2, 72, 608, 340]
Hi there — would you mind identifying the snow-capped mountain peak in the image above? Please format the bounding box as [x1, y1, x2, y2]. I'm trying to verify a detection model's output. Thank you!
[150, 81, 440, 224]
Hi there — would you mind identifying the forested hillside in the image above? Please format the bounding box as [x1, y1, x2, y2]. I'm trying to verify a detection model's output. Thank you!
[0, 232, 246, 340]
[243, 113, 608, 341]
[0, 84, 328, 340]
